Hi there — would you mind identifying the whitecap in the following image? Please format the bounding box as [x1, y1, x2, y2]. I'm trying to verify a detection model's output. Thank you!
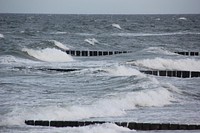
[105, 65, 144, 77]
[84, 38, 99, 45]
[0, 33, 4, 38]
[18, 86, 174, 121]
[155, 18, 161, 21]
[129, 58, 200, 71]
[143, 47, 176, 55]
[112, 32, 200, 37]
[112, 23, 122, 30]
[22, 48, 73, 62]
[49, 40, 70, 50]
[178, 17, 187, 20]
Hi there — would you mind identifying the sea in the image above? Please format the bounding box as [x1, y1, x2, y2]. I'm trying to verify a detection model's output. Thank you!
[0, 14, 200, 133]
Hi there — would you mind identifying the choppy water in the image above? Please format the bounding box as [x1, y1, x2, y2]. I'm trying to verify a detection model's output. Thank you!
[0, 14, 200, 133]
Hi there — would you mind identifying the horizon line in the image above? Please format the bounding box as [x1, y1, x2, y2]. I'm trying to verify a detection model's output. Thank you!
[0, 12, 200, 15]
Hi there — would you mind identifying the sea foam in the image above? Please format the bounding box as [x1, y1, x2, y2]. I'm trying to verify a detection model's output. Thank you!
[84, 38, 99, 45]
[112, 32, 200, 37]
[17, 84, 175, 121]
[178, 17, 187, 20]
[22, 48, 73, 62]
[0, 33, 4, 38]
[144, 47, 176, 55]
[49, 40, 70, 50]
[129, 58, 200, 71]
[112, 23, 122, 30]
[105, 65, 144, 77]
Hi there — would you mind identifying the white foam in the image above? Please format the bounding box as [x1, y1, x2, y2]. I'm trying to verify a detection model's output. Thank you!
[105, 65, 144, 77]
[1, 77, 177, 126]
[112, 32, 200, 37]
[49, 40, 70, 50]
[144, 47, 176, 55]
[178, 17, 187, 20]
[0, 55, 39, 65]
[130, 58, 200, 71]
[155, 18, 161, 21]
[76, 33, 94, 36]
[22, 48, 73, 62]
[65, 123, 133, 133]
[50, 31, 67, 35]
[55, 31, 67, 34]
[112, 23, 122, 30]
[14, 86, 174, 122]
[84, 38, 99, 45]
[0, 33, 4, 38]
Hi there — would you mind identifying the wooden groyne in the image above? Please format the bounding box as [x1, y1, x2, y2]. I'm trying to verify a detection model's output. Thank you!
[25, 120, 200, 130]
[141, 70, 200, 78]
[66, 50, 132, 56]
[175, 52, 199, 56]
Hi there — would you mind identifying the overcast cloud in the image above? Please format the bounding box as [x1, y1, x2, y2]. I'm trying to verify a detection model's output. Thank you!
[0, 0, 200, 14]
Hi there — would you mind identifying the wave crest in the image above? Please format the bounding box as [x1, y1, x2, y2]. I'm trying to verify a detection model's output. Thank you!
[84, 38, 99, 45]
[0, 33, 4, 38]
[112, 23, 122, 30]
[129, 58, 200, 71]
[49, 40, 70, 50]
[22, 48, 73, 62]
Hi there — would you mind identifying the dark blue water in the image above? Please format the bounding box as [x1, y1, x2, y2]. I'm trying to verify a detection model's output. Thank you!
[0, 14, 200, 133]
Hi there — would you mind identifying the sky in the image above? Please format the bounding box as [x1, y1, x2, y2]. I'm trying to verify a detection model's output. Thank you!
[0, 0, 200, 14]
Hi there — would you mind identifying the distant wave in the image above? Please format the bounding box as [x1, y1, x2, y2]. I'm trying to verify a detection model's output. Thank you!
[50, 31, 67, 35]
[75, 33, 95, 36]
[112, 32, 200, 37]
[178, 17, 187, 20]
[22, 48, 73, 62]
[143, 47, 176, 55]
[49, 40, 70, 50]
[129, 58, 200, 71]
[104, 65, 144, 77]
[0, 33, 4, 38]
[84, 38, 99, 45]
[112, 23, 122, 30]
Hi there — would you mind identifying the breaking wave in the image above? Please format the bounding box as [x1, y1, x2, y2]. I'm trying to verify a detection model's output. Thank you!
[0, 33, 4, 38]
[22, 48, 73, 62]
[84, 38, 99, 45]
[112, 32, 200, 37]
[112, 23, 122, 30]
[5, 86, 175, 125]
[49, 40, 70, 50]
[143, 47, 176, 55]
[129, 58, 200, 71]
[104, 65, 144, 77]
[178, 17, 187, 20]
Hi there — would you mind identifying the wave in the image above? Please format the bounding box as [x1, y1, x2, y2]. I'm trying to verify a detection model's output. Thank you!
[1, 67, 178, 126]
[112, 32, 200, 37]
[54, 31, 67, 34]
[129, 58, 200, 71]
[104, 65, 144, 77]
[178, 17, 187, 20]
[0, 33, 4, 38]
[18, 87, 174, 121]
[112, 23, 122, 30]
[49, 40, 70, 50]
[69, 123, 132, 133]
[22, 48, 73, 62]
[84, 38, 99, 45]
[76, 33, 95, 36]
[143, 47, 176, 55]
[0, 55, 36, 65]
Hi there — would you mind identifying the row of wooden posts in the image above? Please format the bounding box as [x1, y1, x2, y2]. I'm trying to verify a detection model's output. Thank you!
[25, 120, 200, 130]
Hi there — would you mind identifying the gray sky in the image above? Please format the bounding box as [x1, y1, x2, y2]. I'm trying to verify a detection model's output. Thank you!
[0, 0, 200, 14]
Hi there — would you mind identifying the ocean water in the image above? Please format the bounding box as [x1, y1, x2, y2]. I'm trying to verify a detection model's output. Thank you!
[0, 14, 200, 133]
